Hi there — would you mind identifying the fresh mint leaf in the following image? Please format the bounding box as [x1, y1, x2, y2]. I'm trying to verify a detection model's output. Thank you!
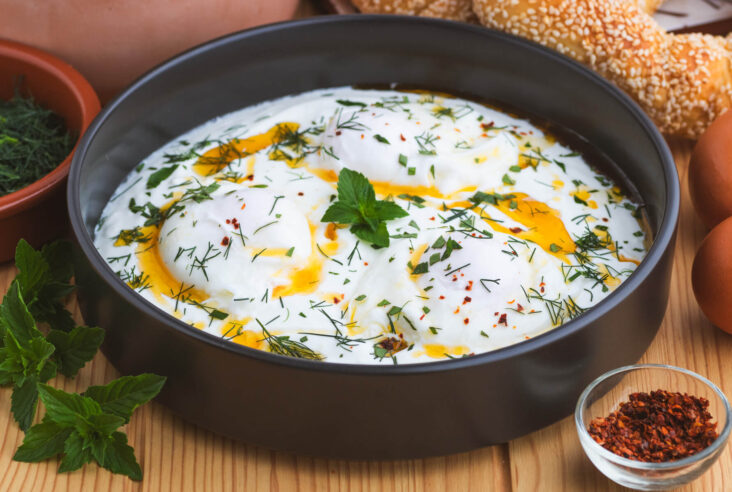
[83, 374, 167, 423]
[40, 241, 74, 284]
[101, 431, 142, 480]
[37, 384, 102, 427]
[14, 240, 49, 301]
[335, 167, 375, 208]
[145, 165, 177, 189]
[13, 419, 72, 462]
[47, 326, 105, 378]
[0, 281, 44, 344]
[350, 222, 390, 248]
[320, 201, 362, 225]
[57, 431, 92, 473]
[14, 239, 76, 333]
[373, 200, 408, 221]
[321, 168, 407, 247]
[11, 378, 40, 431]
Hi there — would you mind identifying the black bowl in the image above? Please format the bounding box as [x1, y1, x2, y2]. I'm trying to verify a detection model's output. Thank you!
[68, 15, 679, 459]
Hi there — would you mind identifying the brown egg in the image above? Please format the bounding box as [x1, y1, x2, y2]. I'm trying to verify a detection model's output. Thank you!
[692, 216, 732, 334]
[689, 110, 732, 230]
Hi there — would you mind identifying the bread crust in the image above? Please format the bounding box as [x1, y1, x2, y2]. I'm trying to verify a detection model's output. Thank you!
[473, 0, 732, 138]
[352, 0, 477, 22]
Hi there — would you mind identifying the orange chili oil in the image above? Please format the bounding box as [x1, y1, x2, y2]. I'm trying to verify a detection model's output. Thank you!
[587, 390, 719, 462]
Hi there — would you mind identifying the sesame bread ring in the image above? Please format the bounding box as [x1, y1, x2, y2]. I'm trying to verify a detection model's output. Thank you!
[353, 0, 477, 22]
[473, 0, 732, 138]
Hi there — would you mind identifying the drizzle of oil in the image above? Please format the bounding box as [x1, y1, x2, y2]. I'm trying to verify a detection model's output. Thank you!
[272, 223, 337, 298]
[452, 193, 575, 261]
[221, 320, 264, 350]
[193, 122, 300, 176]
[422, 344, 471, 359]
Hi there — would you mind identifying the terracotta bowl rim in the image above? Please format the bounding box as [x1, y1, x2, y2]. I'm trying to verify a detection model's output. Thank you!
[0, 39, 100, 218]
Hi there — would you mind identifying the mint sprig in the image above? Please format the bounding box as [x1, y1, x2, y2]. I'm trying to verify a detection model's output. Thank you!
[0, 238, 167, 481]
[13, 374, 166, 480]
[321, 168, 407, 247]
[0, 281, 58, 430]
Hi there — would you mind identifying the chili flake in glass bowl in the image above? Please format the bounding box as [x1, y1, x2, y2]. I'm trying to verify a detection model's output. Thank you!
[575, 364, 731, 490]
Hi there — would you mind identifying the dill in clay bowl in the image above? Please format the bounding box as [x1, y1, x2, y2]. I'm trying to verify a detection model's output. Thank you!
[0, 39, 99, 262]
[0, 88, 75, 197]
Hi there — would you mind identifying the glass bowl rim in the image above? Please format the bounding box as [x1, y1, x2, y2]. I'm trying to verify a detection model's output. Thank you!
[575, 363, 732, 470]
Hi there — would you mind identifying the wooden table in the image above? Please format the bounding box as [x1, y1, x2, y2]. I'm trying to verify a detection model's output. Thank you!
[2, 5, 731, 490]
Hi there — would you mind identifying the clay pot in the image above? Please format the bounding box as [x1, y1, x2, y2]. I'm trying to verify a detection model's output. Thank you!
[0, 39, 100, 262]
[0, 0, 300, 102]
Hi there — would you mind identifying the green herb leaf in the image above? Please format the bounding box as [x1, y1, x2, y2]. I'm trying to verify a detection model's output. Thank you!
[0, 281, 44, 344]
[336, 99, 366, 107]
[37, 384, 102, 428]
[320, 168, 407, 247]
[373, 134, 390, 144]
[502, 173, 516, 186]
[145, 165, 177, 189]
[13, 420, 72, 462]
[11, 378, 40, 431]
[99, 431, 143, 481]
[83, 374, 167, 423]
[47, 326, 105, 378]
[57, 431, 92, 473]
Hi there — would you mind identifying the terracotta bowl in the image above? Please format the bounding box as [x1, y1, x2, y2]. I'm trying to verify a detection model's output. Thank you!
[0, 39, 100, 263]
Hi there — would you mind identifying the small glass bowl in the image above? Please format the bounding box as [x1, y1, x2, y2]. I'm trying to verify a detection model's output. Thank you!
[575, 364, 731, 491]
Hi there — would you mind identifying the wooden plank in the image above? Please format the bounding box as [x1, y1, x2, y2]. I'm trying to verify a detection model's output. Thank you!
[507, 139, 732, 491]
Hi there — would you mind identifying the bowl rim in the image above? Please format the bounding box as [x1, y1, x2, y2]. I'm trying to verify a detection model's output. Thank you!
[0, 39, 100, 218]
[574, 363, 732, 470]
[67, 14, 680, 375]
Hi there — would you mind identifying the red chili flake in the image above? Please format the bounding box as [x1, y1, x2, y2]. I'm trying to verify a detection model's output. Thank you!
[400, 134, 406, 141]
[603, 217, 609, 222]
[471, 233, 476, 237]
[466, 280, 473, 291]
[463, 318, 470, 325]
[419, 314, 425, 321]
[364, 262, 369, 266]
[494, 312, 499, 316]
[221, 236, 230, 246]
[453, 307, 460, 314]
[588, 390, 719, 463]
[463, 296, 472, 305]
[246, 174, 254, 181]
[297, 192, 304, 196]
[498, 313, 507, 325]
[509, 227, 523, 234]
[335, 130, 342, 136]
[429, 217, 435, 221]
[225, 219, 231, 224]
[333, 297, 341, 304]
[439, 295, 445, 300]
[517, 303, 524, 312]
[481, 122, 494, 130]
